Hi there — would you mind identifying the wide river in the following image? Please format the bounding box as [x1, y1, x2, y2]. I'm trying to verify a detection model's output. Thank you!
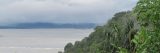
[0, 29, 93, 53]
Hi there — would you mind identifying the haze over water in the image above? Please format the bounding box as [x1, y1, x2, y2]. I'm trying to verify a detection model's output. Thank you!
[0, 29, 93, 53]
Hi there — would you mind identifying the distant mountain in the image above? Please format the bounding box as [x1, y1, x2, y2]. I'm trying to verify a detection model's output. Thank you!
[0, 23, 96, 29]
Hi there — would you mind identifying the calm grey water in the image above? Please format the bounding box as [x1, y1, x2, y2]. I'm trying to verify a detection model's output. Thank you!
[0, 29, 93, 53]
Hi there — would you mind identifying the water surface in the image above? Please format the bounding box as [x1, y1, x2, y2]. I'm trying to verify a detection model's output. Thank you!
[0, 29, 93, 53]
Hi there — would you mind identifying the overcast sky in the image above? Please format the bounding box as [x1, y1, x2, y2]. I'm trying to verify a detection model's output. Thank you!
[0, 0, 138, 25]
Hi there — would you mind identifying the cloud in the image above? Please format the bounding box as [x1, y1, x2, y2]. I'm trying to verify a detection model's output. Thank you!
[0, 0, 138, 25]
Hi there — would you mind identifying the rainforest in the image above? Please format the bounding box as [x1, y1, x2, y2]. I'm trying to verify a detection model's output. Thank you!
[64, 0, 160, 53]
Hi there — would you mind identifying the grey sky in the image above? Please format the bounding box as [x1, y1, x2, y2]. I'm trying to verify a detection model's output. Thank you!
[0, 0, 138, 25]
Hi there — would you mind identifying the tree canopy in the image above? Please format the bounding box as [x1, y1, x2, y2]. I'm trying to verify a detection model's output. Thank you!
[64, 0, 160, 53]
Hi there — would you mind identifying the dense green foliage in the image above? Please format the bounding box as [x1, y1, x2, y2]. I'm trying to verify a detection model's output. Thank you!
[64, 0, 160, 53]
[64, 11, 139, 53]
[133, 0, 160, 53]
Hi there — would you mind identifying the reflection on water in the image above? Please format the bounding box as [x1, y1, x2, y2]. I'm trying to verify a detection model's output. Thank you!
[0, 29, 93, 53]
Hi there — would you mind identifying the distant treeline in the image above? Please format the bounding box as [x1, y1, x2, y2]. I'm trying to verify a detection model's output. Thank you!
[63, 0, 160, 53]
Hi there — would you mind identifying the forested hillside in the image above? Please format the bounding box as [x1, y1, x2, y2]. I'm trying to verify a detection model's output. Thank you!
[64, 11, 139, 53]
[64, 0, 160, 53]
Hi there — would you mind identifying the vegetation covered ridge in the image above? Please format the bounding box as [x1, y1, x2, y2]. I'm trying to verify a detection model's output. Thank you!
[64, 0, 160, 53]
[64, 11, 138, 53]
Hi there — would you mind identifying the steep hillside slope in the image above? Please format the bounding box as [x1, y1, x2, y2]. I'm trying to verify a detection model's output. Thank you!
[64, 11, 139, 53]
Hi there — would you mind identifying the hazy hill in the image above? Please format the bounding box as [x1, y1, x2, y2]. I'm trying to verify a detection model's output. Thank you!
[0, 23, 96, 29]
